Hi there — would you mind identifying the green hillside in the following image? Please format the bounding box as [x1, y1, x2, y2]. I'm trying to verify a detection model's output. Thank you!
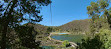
[58, 19, 90, 33]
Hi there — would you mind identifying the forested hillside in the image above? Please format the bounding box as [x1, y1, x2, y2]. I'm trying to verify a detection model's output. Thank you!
[0, 23, 53, 49]
[23, 23, 53, 38]
[58, 19, 90, 33]
[27, 23, 48, 34]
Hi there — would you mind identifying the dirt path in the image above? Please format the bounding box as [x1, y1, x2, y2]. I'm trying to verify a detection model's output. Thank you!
[48, 33, 78, 48]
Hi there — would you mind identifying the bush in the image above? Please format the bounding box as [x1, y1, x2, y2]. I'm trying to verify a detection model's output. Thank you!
[79, 29, 111, 49]
[98, 29, 111, 49]
[61, 40, 70, 47]
[79, 35, 103, 49]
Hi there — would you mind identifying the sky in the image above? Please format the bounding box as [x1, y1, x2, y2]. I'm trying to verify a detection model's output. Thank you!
[38, 0, 97, 26]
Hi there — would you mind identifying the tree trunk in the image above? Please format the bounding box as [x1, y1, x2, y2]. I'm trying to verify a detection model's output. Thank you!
[1, 24, 8, 49]
[1, 1, 17, 48]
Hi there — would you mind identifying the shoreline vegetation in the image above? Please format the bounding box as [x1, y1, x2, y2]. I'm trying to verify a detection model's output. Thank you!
[40, 32, 78, 49]
[49, 32, 78, 47]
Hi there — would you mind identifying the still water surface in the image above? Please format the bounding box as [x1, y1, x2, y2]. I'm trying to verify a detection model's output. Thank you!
[51, 35, 84, 43]
[42, 34, 84, 49]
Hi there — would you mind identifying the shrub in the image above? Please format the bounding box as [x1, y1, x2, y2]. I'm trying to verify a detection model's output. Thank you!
[98, 29, 111, 49]
[79, 29, 111, 49]
[62, 40, 70, 47]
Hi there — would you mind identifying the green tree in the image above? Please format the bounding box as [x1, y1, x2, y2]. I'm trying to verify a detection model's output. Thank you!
[0, 0, 51, 49]
[15, 25, 41, 49]
[87, 0, 110, 35]
[79, 35, 103, 49]
[79, 0, 111, 49]
[47, 27, 53, 33]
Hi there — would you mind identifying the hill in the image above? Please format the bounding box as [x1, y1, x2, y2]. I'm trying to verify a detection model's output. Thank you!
[58, 19, 90, 33]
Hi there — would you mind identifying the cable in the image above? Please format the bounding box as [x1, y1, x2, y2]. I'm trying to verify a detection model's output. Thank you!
[50, 3, 53, 32]
[50, 3, 52, 25]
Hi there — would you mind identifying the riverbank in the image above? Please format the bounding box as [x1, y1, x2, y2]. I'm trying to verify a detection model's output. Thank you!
[40, 32, 81, 49]
[48, 32, 78, 48]
[40, 32, 70, 46]
[39, 36, 62, 46]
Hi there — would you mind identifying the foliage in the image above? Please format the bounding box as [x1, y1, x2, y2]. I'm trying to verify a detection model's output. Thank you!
[47, 27, 53, 33]
[79, 28, 111, 49]
[79, 35, 103, 49]
[87, 0, 111, 34]
[79, 0, 111, 49]
[98, 29, 111, 49]
[61, 40, 70, 47]
[0, 0, 51, 49]
[105, 37, 111, 49]
[15, 25, 41, 49]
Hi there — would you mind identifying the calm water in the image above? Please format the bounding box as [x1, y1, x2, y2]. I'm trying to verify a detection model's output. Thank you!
[42, 34, 84, 49]
[51, 35, 84, 43]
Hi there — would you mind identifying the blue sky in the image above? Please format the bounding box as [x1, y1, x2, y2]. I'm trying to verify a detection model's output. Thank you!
[38, 0, 96, 26]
